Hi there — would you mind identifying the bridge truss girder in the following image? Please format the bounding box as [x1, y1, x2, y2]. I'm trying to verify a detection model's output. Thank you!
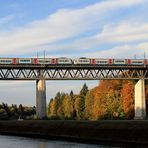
[0, 68, 148, 80]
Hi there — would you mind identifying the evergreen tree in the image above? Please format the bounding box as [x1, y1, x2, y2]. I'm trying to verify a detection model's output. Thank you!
[18, 104, 24, 118]
[80, 83, 88, 96]
[70, 90, 74, 98]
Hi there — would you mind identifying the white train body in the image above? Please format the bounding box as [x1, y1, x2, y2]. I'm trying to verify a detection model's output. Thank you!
[37, 58, 53, 64]
[91, 59, 113, 65]
[73, 58, 90, 65]
[19, 58, 32, 64]
[57, 57, 72, 64]
[0, 57, 147, 66]
[130, 59, 144, 65]
[95, 59, 109, 65]
[0, 58, 13, 64]
[113, 59, 127, 65]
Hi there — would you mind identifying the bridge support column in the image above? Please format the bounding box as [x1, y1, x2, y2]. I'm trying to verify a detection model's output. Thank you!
[36, 79, 46, 119]
[134, 79, 146, 119]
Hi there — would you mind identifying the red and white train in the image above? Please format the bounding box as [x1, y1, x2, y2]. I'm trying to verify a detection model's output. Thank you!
[0, 57, 147, 66]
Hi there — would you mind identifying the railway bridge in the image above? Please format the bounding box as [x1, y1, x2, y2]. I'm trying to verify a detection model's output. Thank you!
[0, 64, 148, 119]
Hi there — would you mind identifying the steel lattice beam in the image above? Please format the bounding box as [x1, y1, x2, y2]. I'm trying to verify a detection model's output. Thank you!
[0, 65, 148, 80]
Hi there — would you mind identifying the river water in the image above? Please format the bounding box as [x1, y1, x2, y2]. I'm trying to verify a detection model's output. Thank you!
[0, 135, 120, 148]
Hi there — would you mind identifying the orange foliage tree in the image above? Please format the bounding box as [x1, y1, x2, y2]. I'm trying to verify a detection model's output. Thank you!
[120, 81, 134, 119]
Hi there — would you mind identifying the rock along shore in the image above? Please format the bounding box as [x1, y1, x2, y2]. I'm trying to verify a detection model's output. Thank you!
[0, 120, 148, 147]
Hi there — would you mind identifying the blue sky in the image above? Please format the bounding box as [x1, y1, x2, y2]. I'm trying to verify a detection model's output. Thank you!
[0, 0, 148, 106]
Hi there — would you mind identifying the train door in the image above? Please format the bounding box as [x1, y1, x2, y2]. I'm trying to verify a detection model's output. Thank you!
[13, 58, 17, 64]
[108, 59, 113, 65]
[127, 59, 131, 65]
[51, 58, 57, 64]
[91, 59, 96, 65]
[34, 58, 38, 64]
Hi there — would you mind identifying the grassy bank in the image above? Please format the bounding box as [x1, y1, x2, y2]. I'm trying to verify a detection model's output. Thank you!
[0, 120, 148, 147]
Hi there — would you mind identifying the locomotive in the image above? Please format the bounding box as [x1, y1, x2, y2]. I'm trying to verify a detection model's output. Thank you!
[0, 57, 147, 66]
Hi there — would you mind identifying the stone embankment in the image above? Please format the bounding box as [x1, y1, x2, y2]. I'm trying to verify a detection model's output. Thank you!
[0, 120, 148, 147]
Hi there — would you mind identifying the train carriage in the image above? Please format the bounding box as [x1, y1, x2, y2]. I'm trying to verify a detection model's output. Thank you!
[34, 58, 57, 65]
[73, 57, 90, 65]
[0, 58, 13, 64]
[130, 59, 144, 65]
[18, 58, 32, 64]
[57, 57, 72, 65]
[113, 59, 127, 65]
[37, 58, 52, 64]
[91, 59, 113, 65]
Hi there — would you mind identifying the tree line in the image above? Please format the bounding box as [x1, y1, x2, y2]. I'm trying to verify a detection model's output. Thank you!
[0, 103, 36, 120]
[1, 80, 148, 120]
[48, 80, 148, 120]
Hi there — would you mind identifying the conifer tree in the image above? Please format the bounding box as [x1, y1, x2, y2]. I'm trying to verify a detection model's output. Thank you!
[80, 83, 88, 96]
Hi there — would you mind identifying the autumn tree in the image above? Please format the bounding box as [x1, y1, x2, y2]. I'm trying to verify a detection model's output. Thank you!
[84, 88, 95, 120]
[121, 81, 134, 119]
[62, 95, 74, 119]
[75, 96, 84, 120]
[104, 90, 122, 119]
[52, 92, 66, 118]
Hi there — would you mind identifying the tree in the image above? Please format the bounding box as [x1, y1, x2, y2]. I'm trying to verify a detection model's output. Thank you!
[63, 95, 74, 119]
[18, 104, 24, 118]
[2, 102, 10, 117]
[84, 89, 95, 120]
[80, 83, 88, 96]
[121, 81, 134, 119]
[104, 90, 122, 119]
[70, 90, 74, 98]
[75, 96, 85, 120]
[48, 99, 55, 117]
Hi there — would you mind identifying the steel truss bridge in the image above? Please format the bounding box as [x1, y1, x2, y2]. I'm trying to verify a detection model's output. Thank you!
[0, 64, 148, 120]
[0, 65, 148, 80]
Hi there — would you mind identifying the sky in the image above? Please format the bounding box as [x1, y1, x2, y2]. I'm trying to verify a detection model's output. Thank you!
[0, 0, 148, 106]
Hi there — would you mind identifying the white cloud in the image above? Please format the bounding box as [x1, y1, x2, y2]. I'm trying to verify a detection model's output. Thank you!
[0, 0, 144, 56]
[83, 42, 148, 59]
[70, 22, 148, 48]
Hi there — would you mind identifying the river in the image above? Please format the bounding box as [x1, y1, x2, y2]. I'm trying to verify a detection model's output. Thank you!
[0, 135, 120, 148]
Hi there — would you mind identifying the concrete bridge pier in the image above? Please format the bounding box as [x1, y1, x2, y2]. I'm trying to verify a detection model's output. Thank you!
[134, 79, 146, 119]
[36, 79, 47, 119]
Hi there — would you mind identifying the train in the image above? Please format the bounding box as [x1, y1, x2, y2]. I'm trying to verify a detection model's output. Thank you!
[0, 57, 147, 66]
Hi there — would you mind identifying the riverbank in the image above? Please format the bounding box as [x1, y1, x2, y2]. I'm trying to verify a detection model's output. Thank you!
[0, 120, 148, 147]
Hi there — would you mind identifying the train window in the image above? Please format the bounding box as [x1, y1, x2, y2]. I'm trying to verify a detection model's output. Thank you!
[79, 59, 89, 62]
[96, 61, 108, 63]
[132, 61, 143, 63]
[20, 60, 30, 62]
[115, 60, 125, 63]
[0, 60, 12, 62]
[59, 59, 68, 62]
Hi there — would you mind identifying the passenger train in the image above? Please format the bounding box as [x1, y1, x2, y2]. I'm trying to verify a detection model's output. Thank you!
[0, 57, 147, 66]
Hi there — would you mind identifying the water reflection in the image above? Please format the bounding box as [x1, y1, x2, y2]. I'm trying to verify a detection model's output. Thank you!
[38, 143, 46, 148]
[0, 135, 119, 148]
